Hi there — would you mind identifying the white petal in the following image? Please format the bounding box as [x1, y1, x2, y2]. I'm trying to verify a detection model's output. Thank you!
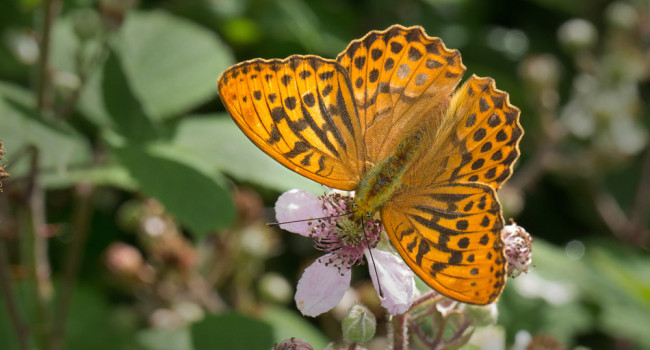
[365, 249, 416, 315]
[275, 189, 325, 236]
[295, 253, 351, 317]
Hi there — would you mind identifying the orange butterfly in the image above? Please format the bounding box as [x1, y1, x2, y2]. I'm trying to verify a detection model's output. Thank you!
[217, 25, 523, 304]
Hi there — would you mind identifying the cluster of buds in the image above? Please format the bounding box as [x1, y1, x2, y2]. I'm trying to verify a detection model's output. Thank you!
[0, 141, 9, 191]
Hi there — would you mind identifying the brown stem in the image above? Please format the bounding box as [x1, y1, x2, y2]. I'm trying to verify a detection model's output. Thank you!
[407, 290, 442, 312]
[392, 313, 408, 350]
[36, 0, 58, 111]
[430, 311, 446, 348]
[442, 319, 472, 347]
[408, 318, 434, 348]
[0, 241, 30, 350]
[50, 184, 95, 350]
[26, 146, 52, 350]
[591, 184, 647, 249]
[626, 147, 650, 247]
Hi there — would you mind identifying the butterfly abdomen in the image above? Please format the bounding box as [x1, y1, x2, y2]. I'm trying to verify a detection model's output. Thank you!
[354, 133, 421, 217]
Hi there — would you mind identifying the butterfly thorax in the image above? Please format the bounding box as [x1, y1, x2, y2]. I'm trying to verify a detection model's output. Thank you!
[353, 133, 421, 218]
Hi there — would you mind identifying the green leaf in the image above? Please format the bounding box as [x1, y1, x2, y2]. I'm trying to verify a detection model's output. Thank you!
[112, 142, 234, 236]
[115, 10, 234, 119]
[191, 313, 274, 350]
[171, 115, 323, 193]
[102, 49, 159, 141]
[261, 306, 328, 349]
[65, 285, 137, 350]
[0, 81, 92, 184]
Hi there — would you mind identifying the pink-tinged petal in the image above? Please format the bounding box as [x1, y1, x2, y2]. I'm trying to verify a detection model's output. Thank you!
[295, 253, 351, 317]
[275, 189, 325, 236]
[365, 249, 416, 315]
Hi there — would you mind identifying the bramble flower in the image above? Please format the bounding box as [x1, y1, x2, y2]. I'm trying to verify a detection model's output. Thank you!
[275, 189, 416, 317]
[502, 222, 533, 278]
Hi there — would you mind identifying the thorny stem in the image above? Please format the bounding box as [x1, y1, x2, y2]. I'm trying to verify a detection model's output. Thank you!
[442, 319, 472, 347]
[408, 318, 434, 348]
[50, 184, 95, 350]
[0, 242, 30, 350]
[430, 311, 447, 348]
[393, 313, 408, 350]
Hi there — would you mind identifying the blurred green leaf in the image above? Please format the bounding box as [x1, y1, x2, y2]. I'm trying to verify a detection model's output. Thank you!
[65, 285, 136, 350]
[171, 115, 323, 193]
[0, 81, 92, 183]
[261, 306, 328, 349]
[40, 164, 137, 190]
[137, 327, 193, 350]
[115, 10, 234, 119]
[498, 239, 594, 345]
[584, 242, 650, 348]
[113, 142, 234, 236]
[0, 284, 22, 350]
[102, 49, 159, 141]
[191, 313, 274, 350]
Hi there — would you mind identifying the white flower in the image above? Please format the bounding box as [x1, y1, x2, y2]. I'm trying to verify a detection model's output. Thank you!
[275, 189, 416, 317]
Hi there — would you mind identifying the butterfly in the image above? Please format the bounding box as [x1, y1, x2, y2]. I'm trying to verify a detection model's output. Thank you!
[217, 25, 522, 305]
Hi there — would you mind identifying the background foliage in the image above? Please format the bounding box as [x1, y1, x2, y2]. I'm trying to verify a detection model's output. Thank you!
[0, 0, 649, 349]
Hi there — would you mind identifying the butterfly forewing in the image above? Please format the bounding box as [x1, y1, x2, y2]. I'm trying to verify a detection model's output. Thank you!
[381, 182, 506, 304]
[410, 75, 523, 190]
[337, 25, 466, 163]
[217, 56, 364, 190]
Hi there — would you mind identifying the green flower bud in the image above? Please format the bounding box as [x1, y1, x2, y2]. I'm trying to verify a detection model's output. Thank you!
[342, 304, 376, 344]
[461, 303, 498, 327]
[71, 9, 102, 41]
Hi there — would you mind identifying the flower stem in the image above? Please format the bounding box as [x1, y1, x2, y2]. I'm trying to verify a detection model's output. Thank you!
[50, 184, 95, 350]
[25, 146, 53, 350]
[36, 0, 58, 112]
[392, 313, 408, 350]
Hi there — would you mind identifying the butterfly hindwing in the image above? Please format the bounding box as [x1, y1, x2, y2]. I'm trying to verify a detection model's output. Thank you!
[217, 56, 365, 190]
[336, 25, 466, 162]
[381, 182, 506, 304]
[409, 75, 523, 190]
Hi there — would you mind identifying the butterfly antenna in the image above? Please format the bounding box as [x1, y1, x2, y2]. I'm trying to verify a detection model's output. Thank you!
[362, 216, 384, 298]
[266, 211, 355, 227]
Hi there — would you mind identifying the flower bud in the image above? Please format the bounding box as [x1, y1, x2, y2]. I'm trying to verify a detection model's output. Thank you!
[259, 272, 293, 304]
[502, 222, 533, 278]
[71, 9, 102, 41]
[342, 304, 376, 344]
[105, 242, 144, 277]
[519, 54, 561, 90]
[606, 2, 638, 30]
[0, 141, 9, 190]
[557, 19, 598, 52]
[461, 303, 498, 327]
[274, 338, 313, 350]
